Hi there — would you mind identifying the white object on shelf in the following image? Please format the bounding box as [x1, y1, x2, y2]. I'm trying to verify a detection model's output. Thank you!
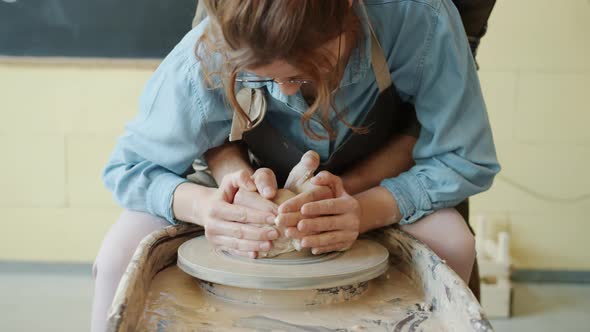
[475, 216, 512, 318]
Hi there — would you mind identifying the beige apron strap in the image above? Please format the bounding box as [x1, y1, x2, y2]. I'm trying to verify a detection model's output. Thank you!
[229, 88, 267, 141]
[362, 3, 393, 93]
[369, 32, 392, 93]
[192, 1, 207, 28]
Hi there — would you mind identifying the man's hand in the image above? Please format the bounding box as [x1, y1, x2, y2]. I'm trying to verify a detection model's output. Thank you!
[232, 167, 279, 217]
[248, 167, 278, 200]
[284, 150, 321, 193]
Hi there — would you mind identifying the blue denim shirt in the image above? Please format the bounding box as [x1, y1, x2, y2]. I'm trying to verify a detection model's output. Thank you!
[103, 0, 500, 224]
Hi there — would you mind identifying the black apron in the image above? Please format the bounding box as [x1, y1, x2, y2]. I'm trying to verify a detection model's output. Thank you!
[242, 86, 418, 187]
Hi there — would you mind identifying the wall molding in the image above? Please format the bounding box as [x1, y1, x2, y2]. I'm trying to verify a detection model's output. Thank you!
[0, 56, 160, 69]
[0, 261, 92, 275]
[511, 269, 590, 284]
[1, 261, 589, 283]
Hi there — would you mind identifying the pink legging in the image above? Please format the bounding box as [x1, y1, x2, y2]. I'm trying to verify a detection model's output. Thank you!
[91, 208, 474, 332]
[91, 210, 169, 332]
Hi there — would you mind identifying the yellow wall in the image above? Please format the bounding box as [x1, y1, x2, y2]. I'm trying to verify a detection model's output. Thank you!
[0, 64, 153, 262]
[471, 0, 590, 270]
[1, 0, 589, 269]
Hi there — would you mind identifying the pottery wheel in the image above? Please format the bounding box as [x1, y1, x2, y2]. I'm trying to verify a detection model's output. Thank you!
[177, 236, 389, 290]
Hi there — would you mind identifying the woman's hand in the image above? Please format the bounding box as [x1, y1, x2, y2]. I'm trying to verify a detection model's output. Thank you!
[200, 169, 279, 258]
[278, 170, 361, 255]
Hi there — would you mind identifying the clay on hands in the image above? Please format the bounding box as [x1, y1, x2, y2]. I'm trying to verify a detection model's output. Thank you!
[256, 159, 319, 258]
[256, 189, 303, 258]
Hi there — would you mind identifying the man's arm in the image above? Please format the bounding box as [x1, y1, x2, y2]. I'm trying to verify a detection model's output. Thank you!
[205, 141, 253, 183]
[205, 141, 279, 201]
[204, 134, 416, 196]
[340, 134, 416, 195]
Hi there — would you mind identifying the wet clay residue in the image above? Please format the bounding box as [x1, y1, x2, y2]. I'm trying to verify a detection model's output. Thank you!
[137, 265, 446, 331]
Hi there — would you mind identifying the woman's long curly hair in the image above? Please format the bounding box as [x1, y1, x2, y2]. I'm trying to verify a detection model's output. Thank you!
[195, 0, 364, 140]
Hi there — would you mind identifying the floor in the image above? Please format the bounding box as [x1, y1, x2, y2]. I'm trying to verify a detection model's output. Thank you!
[1, 267, 589, 332]
[0, 268, 93, 332]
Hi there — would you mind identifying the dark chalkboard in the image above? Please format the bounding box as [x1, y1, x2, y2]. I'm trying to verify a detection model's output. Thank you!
[0, 0, 197, 58]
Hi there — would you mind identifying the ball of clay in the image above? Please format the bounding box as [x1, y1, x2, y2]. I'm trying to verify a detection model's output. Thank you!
[272, 188, 297, 205]
[257, 188, 304, 258]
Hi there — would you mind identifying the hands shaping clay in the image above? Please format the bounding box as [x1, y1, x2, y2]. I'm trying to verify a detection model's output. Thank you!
[254, 163, 322, 258]
[257, 188, 304, 258]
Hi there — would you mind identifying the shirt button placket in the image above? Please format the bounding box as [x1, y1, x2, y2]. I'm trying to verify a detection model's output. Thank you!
[305, 121, 330, 161]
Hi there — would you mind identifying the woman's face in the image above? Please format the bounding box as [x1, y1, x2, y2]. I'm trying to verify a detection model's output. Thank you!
[246, 34, 345, 96]
[247, 60, 305, 96]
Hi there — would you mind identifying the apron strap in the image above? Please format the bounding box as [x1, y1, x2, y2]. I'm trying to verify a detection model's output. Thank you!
[370, 33, 392, 93]
[363, 3, 393, 93]
[230, 87, 267, 141]
[192, 1, 207, 28]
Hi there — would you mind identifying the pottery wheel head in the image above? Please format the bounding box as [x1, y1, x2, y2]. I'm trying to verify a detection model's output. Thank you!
[220, 246, 342, 265]
[177, 236, 389, 290]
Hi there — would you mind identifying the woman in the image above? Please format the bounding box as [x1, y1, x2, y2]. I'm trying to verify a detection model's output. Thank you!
[92, 1, 499, 331]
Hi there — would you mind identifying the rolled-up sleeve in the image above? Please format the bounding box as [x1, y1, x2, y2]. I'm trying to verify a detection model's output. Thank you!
[380, 0, 500, 224]
[103, 51, 211, 224]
